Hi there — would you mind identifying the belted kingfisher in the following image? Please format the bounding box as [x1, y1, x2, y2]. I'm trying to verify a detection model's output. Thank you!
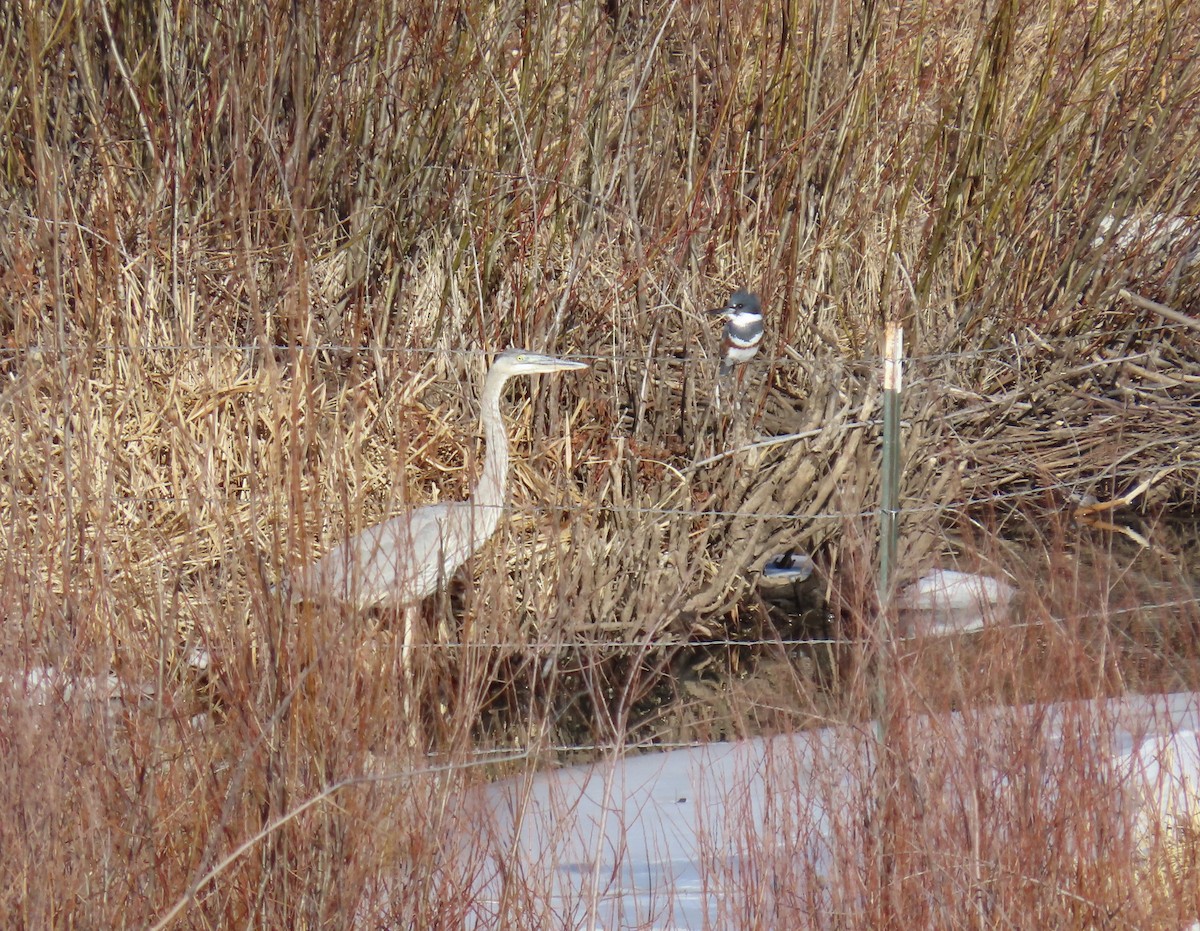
[709, 288, 763, 376]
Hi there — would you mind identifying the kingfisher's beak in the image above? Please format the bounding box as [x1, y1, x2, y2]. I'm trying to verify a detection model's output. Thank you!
[708, 305, 732, 321]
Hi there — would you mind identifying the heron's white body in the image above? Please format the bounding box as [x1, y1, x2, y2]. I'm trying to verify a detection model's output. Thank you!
[289, 350, 585, 610]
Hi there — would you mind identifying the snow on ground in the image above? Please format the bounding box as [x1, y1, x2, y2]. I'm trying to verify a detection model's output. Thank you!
[895, 568, 1016, 636]
[448, 692, 1200, 928]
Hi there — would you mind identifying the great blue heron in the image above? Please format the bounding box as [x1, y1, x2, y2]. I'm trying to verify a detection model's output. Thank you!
[288, 349, 588, 609]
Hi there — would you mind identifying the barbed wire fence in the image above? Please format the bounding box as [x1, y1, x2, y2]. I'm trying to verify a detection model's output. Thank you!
[2, 319, 1198, 761]
[4, 328, 1196, 554]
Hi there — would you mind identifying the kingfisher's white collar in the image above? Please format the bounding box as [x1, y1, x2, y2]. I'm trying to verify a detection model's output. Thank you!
[723, 310, 762, 328]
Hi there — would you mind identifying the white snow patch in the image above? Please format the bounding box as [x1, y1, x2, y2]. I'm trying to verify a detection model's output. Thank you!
[441, 692, 1200, 929]
[897, 568, 1016, 636]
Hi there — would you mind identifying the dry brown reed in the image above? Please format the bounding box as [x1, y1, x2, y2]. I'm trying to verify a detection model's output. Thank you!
[1, 0, 1198, 924]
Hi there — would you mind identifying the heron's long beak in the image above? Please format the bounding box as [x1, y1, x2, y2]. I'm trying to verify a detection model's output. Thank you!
[537, 355, 588, 372]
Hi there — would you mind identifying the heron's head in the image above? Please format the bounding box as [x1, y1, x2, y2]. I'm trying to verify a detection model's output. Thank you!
[708, 288, 762, 323]
[493, 349, 588, 376]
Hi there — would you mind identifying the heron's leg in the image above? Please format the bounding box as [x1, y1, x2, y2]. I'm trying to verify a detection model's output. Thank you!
[401, 604, 419, 673]
[400, 603, 420, 749]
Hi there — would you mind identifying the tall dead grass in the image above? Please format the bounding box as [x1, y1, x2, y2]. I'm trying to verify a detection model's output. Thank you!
[1, 0, 1198, 924]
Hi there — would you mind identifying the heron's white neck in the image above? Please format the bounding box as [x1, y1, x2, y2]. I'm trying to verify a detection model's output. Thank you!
[472, 367, 512, 516]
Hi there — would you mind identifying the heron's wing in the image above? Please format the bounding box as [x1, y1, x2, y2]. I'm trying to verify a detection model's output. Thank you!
[378, 501, 501, 587]
[294, 501, 497, 608]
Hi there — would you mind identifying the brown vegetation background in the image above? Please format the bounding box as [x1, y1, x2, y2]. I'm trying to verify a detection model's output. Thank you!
[1, 0, 1198, 926]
